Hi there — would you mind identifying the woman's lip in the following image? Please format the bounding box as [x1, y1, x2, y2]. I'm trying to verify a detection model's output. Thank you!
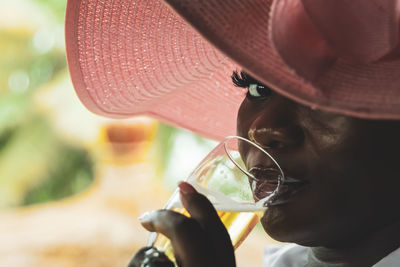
[268, 180, 309, 206]
[249, 166, 282, 182]
[251, 180, 277, 201]
[249, 165, 309, 203]
[251, 176, 309, 202]
[249, 166, 282, 201]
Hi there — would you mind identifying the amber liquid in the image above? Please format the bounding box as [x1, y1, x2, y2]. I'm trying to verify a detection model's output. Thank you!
[153, 207, 263, 263]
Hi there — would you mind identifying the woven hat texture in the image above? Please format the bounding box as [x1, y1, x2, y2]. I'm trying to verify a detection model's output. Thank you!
[66, 0, 400, 140]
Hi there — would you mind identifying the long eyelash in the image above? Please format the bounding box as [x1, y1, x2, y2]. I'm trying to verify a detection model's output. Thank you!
[231, 70, 267, 89]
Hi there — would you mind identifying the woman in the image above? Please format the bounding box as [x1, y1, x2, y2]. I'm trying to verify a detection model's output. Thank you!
[65, 0, 400, 266]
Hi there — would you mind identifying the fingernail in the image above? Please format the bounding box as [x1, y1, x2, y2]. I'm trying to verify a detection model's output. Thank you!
[138, 211, 152, 222]
[178, 181, 197, 195]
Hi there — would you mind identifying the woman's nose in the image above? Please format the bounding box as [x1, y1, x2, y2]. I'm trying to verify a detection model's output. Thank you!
[248, 100, 305, 150]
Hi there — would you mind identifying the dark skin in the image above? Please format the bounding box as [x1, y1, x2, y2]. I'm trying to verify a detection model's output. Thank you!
[130, 79, 400, 267]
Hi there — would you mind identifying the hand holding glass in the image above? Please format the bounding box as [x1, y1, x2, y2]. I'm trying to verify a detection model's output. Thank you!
[147, 136, 284, 263]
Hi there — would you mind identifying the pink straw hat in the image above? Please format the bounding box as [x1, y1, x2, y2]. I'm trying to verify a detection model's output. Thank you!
[65, 0, 400, 140]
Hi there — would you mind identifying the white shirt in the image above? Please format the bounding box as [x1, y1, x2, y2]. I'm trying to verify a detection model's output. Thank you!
[264, 244, 400, 267]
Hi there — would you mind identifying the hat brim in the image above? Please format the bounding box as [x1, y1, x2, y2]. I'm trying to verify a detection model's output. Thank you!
[66, 0, 246, 140]
[66, 0, 400, 141]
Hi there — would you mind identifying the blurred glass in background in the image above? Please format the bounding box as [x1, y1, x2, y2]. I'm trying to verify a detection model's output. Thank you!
[0, 0, 275, 266]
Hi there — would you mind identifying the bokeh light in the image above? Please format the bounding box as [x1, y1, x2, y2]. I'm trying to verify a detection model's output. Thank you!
[8, 70, 30, 93]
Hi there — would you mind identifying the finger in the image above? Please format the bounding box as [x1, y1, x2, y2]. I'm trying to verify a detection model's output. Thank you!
[178, 182, 236, 267]
[139, 210, 216, 267]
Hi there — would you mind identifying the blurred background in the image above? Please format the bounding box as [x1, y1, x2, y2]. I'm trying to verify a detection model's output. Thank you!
[0, 0, 277, 266]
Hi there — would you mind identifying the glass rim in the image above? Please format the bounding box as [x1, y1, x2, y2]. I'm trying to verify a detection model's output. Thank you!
[223, 136, 284, 207]
[223, 135, 284, 182]
[185, 135, 285, 209]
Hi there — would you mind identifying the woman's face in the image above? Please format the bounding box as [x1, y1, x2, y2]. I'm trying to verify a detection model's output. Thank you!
[235, 73, 400, 247]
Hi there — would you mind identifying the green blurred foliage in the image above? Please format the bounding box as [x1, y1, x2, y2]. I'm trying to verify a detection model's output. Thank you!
[23, 143, 94, 205]
[0, 0, 94, 209]
[154, 123, 180, 176]
[0, 90, 94, 208]
[155, 123, 214, 175]
[0, 29, 66, 95]
[35, 0, 66, 23]
[154, 123, 216, 191]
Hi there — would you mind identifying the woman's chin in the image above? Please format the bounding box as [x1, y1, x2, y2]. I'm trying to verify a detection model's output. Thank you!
[260, 207, 320, 246]
[262, 224, 319, 246]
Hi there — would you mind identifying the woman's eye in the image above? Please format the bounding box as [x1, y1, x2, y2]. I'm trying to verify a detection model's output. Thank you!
[247, 83, 272, 99]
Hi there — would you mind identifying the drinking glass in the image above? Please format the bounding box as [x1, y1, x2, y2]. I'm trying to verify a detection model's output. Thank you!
[147, 136, 284, 264]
